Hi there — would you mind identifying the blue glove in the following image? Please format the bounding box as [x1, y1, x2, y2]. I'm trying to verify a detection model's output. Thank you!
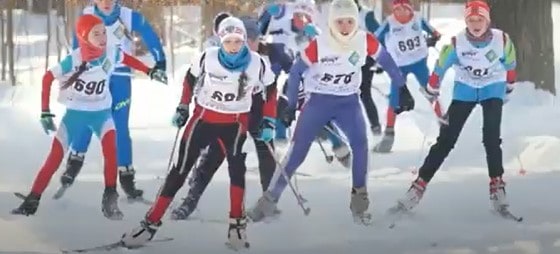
[40, 111, 56, 134]
[171, 104, 189, 127]
[303, 24, 319, 37]
[257, 117, 275, 142]
[266, 4, 281, 17]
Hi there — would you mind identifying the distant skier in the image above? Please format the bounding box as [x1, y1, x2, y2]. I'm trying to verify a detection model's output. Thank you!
[11, 14, 167, 220]
[373, 0, 443, 153]
[204, 12, 232, 48]
[247, 0, 408, 224]
[389, 0, 519, 218]
[120, 17, 276, 250]
[170, 15, 279, 220]
[354, 0, 384, 135]
[57, 0, 166, 200]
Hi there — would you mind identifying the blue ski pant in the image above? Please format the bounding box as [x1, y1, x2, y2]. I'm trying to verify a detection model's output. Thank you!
[268, 93, 369, 200]
[70, 73, 133, 167]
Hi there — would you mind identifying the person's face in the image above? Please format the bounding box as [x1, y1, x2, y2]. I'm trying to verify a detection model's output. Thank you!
[466, 15, 489, 37]
[334, 18, 356, 36]
[222, 37, 244, 53]
[393, 5, 412, 19]
[94, 0, 115, 15]
[88, 24, 107, 49]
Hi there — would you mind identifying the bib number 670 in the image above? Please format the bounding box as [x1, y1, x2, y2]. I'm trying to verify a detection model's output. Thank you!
[320, 72, 355, 85]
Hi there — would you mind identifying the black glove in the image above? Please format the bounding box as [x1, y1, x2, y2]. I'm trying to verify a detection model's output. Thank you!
[171, 104, 189, 127]
[281, 107, 297, 127]
[426, 34, 441, 48]
[373, 66, 384, 74]
[394, 85, 415, 115]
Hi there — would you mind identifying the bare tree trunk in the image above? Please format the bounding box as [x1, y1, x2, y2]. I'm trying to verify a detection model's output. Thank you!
[1, 9, 6, 81]
[488, 0, 555, 94]
[45, 0, 52, 71]
[169, 5, 175, 75]
[7, 0, 16, 85]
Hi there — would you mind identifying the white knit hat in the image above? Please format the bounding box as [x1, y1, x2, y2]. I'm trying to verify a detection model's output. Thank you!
[217, 17, 247, 43]
[328, 0, 359, 44]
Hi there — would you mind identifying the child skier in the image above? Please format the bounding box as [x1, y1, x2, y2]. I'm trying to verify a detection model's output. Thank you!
[247, 0, 408, 224]
[373, 0, 443, 153]
[120, 17, 276, 250]
[11, 14, 167, 220]
[260, 0, 353, 167]
[389, 0, 519, 219]
[170, 16, 279, 220]
[58, 0, 166, 200]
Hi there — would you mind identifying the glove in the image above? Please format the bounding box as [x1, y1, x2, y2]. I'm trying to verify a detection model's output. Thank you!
[302, 24, 318, 38]
[281, 107, 297, 127]
[394, 85, 415, 115]
[154, 60, 166, 72]
[148, 68, 168, 84]
[257, 117, 275, 142]
[171, 104, 189, 127]
[40, 111, 57, 134]
[426, 33, 441, 48]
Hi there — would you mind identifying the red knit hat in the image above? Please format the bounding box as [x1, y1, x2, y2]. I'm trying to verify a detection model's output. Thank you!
[465, 0, 490, 21]
[392, 0, 413, 11]
[75, 14, 105, 61]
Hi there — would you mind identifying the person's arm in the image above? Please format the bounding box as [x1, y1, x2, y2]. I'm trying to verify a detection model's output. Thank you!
[374, 20, 390, 47]
[131, 10, 166, 68]
[427, 38, 460, 92]
[42, 55, 74, 111]
[364, 10, 380, 34]
[500, 32, 517, 92]
[286, 40, 316, 109]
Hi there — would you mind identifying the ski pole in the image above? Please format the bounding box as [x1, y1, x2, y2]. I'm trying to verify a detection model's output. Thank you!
[265, 142, 311, 215]
[166, 128, 181, 172]
[316, 138, 334, 163]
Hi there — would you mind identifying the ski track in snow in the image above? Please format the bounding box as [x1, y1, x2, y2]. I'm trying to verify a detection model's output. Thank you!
[3, 4, 560, 253]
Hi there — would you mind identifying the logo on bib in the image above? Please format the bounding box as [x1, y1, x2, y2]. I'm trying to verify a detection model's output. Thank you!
[113, 25, 125, 40]
[485, 50, 497, 62]
[411, 22, 419, 31]
[348, 51, 360, 66]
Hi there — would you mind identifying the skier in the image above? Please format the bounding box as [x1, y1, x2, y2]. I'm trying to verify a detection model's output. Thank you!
[170, 16, 279, 220]
[260, 0, 353, 167]
[247, 0, 408, 223]
[355, 0, 383, 135]
[389, 0, 519, 218]
[57, 0, 166, 200]
[120, 17, 276, 250]
[373, 0, 443, 153]
[11, 14, 167, 219]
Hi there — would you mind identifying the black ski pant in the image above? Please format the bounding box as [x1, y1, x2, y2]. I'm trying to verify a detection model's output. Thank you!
[360, 56, 381, 130]
[418, 98, 504, 182]
[146, 114, 249, 222]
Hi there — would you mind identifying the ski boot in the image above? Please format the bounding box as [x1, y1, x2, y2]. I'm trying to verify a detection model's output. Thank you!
[333, 143, 351, 168]
[11, 192, 41, 216]
[227, 216, 250, 250]
[60, 152, 85, 187]
[388, 177, 427, 214]
[119, 166, 144, 200]
[102, 187, 124, 220]
[489, 176, 509, 212]
[246, 191, 278, 222]
[350, 187, 372, 225]
[121, 219, 161, 248]
[373, 127, 395, 153]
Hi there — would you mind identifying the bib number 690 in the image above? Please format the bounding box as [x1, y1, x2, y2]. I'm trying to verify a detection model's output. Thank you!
[74, 79, 105, 95]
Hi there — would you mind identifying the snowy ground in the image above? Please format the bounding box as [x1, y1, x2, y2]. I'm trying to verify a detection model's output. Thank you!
[2, 3, 560, 254]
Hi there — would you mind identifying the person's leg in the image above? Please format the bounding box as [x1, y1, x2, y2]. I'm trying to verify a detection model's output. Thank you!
[396, 100, 476, 211]
[332, 95, 370, 218]
[360, 57, 381, 135]
[171, 140, 226, 219]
